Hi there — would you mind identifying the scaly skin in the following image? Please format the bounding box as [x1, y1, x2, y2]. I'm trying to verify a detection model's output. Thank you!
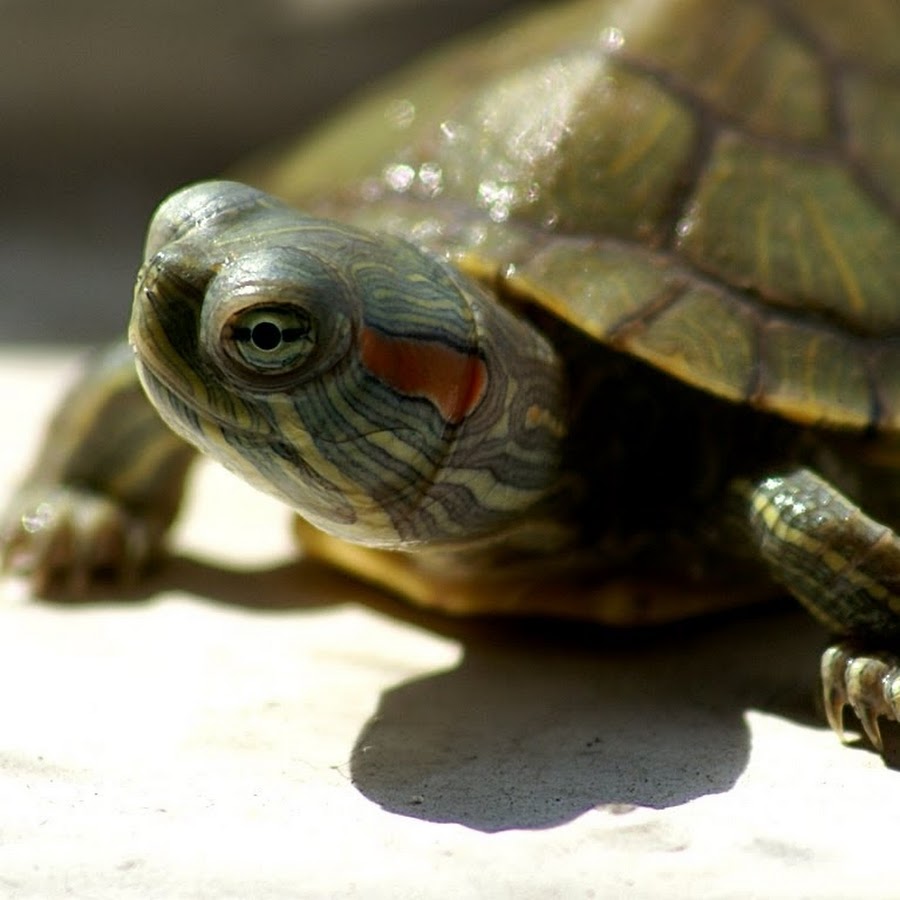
[1, 343, 194, 590]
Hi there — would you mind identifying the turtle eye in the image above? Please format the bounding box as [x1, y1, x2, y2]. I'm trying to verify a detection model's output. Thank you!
[224, 304, 314, 374]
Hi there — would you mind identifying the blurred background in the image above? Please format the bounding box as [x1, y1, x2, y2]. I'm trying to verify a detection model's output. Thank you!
[1, 0, 531, 342]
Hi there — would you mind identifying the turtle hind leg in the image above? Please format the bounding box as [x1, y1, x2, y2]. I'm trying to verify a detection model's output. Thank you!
[740, 467, 900, 750]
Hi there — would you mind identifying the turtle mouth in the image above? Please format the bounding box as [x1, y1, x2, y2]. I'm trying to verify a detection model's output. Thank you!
[130, 276, 274, 448]
[133, 352, 211, 437]
[133, 350, 273, 452]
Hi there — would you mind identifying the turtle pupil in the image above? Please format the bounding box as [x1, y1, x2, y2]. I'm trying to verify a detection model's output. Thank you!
[250, 321, 282, 351]
[228, 310, 312, 372]
[232, 321, 308, 351]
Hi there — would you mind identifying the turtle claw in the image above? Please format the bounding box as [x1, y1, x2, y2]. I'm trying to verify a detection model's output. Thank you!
[821, 645, 849, 742]
[821, 642, 900, 753]
[1, 485, 161, 595]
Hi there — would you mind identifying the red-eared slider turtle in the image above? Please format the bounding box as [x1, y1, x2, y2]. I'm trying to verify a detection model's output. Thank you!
[3, 0, 900, 752]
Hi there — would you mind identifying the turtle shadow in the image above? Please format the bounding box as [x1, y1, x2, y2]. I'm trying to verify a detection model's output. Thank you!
[38, 556, 832, 830]
[35, 552, 374, 613]
[346, 606, 828, 831]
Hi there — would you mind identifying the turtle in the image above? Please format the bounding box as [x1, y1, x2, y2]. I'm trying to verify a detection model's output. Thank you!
[3, 0, 900, 753]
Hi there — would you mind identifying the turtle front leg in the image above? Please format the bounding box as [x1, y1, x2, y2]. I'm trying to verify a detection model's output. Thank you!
[740, 468, 900, 749]
[819, 643, 900, 749]
[1, 343, 196, 592]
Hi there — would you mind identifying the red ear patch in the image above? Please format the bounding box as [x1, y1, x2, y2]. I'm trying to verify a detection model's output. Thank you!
[360, 326, 487, 425]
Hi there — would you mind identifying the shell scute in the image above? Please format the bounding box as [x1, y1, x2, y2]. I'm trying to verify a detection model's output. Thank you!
[252, 0, 900, 432]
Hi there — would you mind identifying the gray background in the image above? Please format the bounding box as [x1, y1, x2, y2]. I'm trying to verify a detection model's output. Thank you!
[1, 0, 532, 342]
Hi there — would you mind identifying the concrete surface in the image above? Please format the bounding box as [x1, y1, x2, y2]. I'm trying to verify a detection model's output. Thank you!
[3, 350, 900, 899]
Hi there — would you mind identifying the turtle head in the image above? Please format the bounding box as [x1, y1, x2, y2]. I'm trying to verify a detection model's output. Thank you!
[131, 180, 567, 548]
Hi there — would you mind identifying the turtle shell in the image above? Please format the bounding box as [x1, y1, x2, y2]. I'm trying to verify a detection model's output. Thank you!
[249, 0, 900, 432]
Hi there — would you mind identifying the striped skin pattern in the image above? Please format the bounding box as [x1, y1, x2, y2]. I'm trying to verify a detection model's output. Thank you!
[131, 181, 567, 549]
[744, 466, 900, 749]
[741, 467, 900, 748]
[747, 470, 900, 639]
[0, 342, 195, 588]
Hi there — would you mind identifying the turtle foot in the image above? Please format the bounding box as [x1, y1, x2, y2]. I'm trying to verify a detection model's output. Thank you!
[821, 642, 900, 752]
[0, 485, 162, 595]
